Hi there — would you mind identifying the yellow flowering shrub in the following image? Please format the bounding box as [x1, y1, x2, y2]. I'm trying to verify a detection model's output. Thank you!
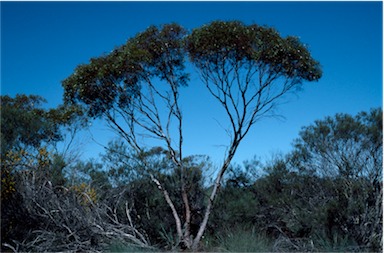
[1, 166, 16, 201]
[1, 150, 23, 201]
[2, 148, 51, 170]
[37, 147, 50, 168]
[70, 182, 98, 206]
[1, 147, 52, 201]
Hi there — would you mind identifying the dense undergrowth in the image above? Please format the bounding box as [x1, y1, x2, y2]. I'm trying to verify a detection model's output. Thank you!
[1, 96, 382, 252]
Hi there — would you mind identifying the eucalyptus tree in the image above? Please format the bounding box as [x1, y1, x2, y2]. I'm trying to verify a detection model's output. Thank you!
[62, 20, 321, 250]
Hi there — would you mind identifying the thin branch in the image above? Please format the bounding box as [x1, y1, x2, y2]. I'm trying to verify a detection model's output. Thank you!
[150, 173, 183, 240]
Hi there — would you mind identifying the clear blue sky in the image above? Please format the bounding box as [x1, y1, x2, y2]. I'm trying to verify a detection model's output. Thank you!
[2, 1, 382, 166]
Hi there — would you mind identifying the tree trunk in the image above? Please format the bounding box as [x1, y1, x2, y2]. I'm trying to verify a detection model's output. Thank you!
[181, 183, 192, 248]
[192, 146, 237, 250]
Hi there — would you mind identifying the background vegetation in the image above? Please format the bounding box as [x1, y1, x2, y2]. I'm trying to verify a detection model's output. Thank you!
[1, 94, 381, 252]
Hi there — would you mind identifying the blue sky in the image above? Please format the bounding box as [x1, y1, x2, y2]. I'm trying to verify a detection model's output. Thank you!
[1, 1, 382, 166]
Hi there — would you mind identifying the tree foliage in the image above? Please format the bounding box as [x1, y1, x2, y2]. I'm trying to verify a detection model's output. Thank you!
[62, 23, 188, 119]
[186, 21, 321, 81]
[291, 108, 382, 181]
[1, 95, 60, 153]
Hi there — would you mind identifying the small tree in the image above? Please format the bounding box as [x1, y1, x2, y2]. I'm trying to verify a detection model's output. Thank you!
[62, 21, 321, 250]
[290, 108, 382, 250]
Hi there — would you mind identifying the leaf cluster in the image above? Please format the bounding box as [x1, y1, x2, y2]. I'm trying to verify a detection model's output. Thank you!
[1, 95, 84, 155]
[63, 23, 188, 118]
[186, 20, 322, 81]
[1, 95, 60, 153]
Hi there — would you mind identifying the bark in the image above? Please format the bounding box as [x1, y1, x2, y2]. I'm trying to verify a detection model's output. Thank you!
[181, 182, 192, 247]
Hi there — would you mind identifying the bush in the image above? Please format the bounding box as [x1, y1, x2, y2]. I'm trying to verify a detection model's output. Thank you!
[1, 168, 152, 252]
[218, 228, 272, 252]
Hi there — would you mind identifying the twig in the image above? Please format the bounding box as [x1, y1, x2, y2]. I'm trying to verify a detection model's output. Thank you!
[2, 243, 17, 253]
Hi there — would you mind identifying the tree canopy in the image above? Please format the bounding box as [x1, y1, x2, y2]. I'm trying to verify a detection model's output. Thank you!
[1, 95, 60, 153]
[63, 21, 321, 119]
[186, 21, 321, 81]
[1, 94, 85, 155]
[62, 23, 188, 118]
[291, 108, 382, 180]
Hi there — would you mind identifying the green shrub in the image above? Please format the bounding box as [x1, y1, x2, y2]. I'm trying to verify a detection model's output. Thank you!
[312, 232, 362, 252]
